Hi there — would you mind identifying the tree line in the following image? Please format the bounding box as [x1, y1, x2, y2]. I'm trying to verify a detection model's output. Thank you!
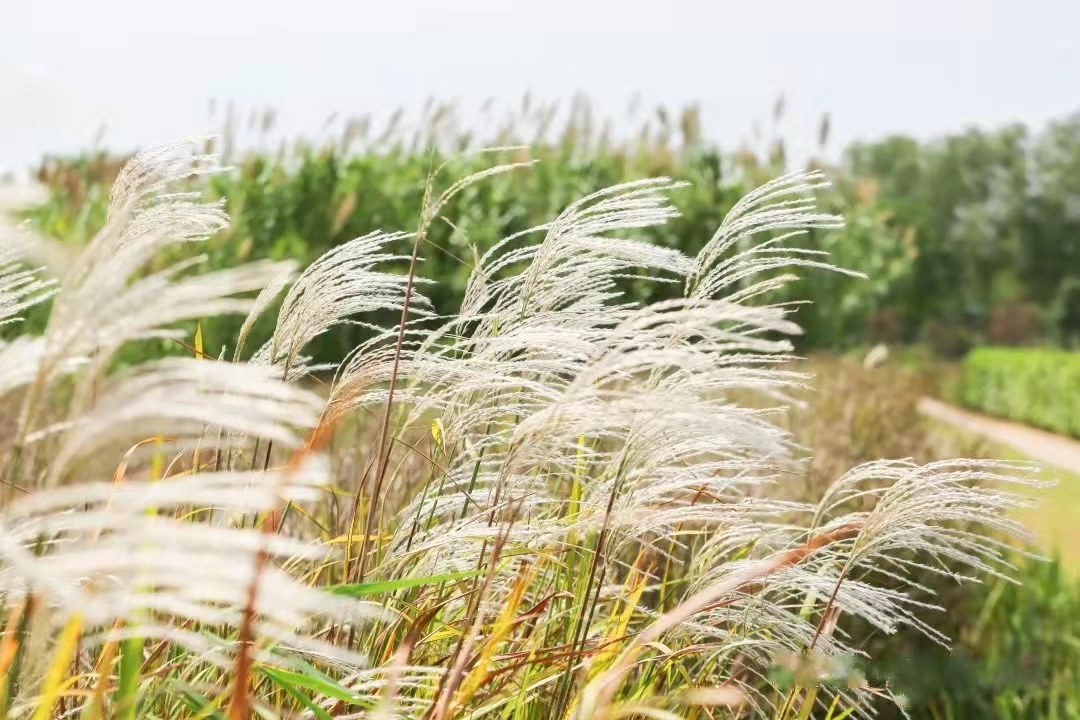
[24, 102, 1080, 359]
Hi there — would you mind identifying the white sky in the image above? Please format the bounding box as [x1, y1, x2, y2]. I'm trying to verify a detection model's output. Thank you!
[2, 0, 1079, 177]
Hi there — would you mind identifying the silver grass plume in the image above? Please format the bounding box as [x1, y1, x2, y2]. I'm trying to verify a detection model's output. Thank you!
[0, 142, 396, 712]
[0, 458, 383, 672]
[233, 260, 297, 362]
[376, 175, 825, 571]
[270, 230, 430, 374]
[0, 247, 61, 401]
[29, 358, 324, 485]
[335, 178, 696, 429]
[25, 140, 294, 405]
[2, 140, 299, 490]
[689, 169, 852, 302]
[579, 460, 1042, 718]
[0, 246, 57, 327]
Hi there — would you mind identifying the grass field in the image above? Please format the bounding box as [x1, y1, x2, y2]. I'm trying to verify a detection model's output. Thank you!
[0, 140, 1074, 719]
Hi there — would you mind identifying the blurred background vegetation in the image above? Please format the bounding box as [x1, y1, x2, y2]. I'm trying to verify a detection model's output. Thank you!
[23, 99, 1080, 363]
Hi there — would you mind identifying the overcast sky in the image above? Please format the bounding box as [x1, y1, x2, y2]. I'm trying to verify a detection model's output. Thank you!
[2, 0, 1078, 177]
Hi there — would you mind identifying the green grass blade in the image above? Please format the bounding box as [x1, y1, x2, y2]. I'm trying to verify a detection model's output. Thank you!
[170, 680, 226, 720]
[258, 667, 334, 720]
[327, 568, 486, 597]
[115, 636, 144, 720]
[258, 666, 370, 707]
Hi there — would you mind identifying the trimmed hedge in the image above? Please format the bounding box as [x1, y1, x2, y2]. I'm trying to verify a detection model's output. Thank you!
[961, 347, 1080, 437]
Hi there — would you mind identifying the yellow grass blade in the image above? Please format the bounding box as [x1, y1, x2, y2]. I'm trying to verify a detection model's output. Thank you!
[79, 627, 121, 720]
[454, 561, 539, 706]
[32, 612, 83, 720]
[0, 599, 31, 716]
[431, 419, 445, 451]
[589, 556, 649, 678]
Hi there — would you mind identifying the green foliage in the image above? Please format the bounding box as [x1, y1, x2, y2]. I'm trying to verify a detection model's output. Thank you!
[31, 107, 1080, 356]
[21, 106, 911, 361]
[845, 125, 1029, 335]
[878, 555, 1080, 720]
[961, 347, 1080, 437]
[843, 114, 1080, 349]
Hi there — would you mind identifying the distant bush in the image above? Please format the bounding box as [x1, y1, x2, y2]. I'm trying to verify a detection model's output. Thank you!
[923, 317, 973, 358]
[962, 347, 1080, 436]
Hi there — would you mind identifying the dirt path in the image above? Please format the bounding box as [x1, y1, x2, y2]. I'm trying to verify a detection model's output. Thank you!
[919, 396, 1080, 474]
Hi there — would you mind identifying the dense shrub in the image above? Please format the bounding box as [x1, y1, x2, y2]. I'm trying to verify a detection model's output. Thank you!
[962, 347, 1080, 436]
